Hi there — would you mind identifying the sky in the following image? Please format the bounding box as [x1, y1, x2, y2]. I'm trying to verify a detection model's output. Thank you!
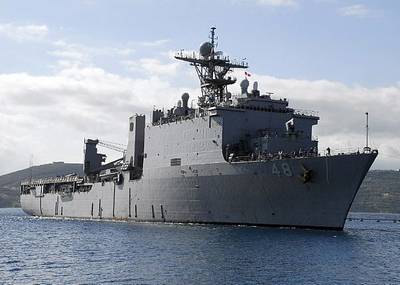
[0, 0, 399, 174]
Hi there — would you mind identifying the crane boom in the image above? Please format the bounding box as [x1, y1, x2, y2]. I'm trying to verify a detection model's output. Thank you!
[97, 140, 126, 153]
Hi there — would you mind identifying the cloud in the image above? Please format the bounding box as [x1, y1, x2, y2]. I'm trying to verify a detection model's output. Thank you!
[123, 58, 180, 76]
[1, 62, 400, 175]
[51, 49, 88, 62]
[0, 65, 198, 174]
[1, 28, 399, 173]
[0, 23, 48, 42]
[339, 4, 371, 18]
[48, 40, 136, 68]
[139, 39, 170, 47]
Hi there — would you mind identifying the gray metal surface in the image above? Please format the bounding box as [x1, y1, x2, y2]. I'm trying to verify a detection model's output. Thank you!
[21, 152, 377, 230]
[20, 28, 378, 230]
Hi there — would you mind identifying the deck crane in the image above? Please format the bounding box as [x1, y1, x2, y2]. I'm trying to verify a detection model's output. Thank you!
[83, 139, 127, 177]
[97, 140, 127, 154]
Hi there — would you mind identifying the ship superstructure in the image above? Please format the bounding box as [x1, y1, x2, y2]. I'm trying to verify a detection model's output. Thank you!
[20, 28, 377, 230]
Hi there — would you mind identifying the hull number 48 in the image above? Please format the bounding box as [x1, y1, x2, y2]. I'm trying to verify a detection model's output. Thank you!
[272, 162, 293, 177]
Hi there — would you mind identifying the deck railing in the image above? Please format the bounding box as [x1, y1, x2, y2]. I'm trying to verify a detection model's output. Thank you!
[21, 175, 82, 186]
[293, 109, 319, 117]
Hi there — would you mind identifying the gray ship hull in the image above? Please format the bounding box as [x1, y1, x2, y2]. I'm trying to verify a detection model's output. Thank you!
[21, 152, 377, 230]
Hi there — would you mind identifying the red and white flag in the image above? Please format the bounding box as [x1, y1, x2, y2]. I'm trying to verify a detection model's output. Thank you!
[245, 71, 251, 77]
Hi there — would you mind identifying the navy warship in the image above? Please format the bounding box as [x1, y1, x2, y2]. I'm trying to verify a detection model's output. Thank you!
[20, 28, 377, 230]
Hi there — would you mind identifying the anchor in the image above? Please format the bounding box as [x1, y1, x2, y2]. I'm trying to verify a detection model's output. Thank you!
[298, 163, 312, 183]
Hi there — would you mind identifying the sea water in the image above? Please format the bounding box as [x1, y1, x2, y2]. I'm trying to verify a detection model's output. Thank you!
[0, 208, 399, 284]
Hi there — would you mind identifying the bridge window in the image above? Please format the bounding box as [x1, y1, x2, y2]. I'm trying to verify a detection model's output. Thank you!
[129, 122, 134, 132]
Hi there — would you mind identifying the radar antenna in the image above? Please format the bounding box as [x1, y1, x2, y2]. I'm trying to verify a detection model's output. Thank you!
[175, 27, 248, 108]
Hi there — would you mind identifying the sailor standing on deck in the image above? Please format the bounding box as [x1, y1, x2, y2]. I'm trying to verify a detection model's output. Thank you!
[326, 147, 331, 156]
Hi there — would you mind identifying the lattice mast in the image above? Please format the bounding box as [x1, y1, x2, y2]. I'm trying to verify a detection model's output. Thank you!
[175, 27, 248, 108]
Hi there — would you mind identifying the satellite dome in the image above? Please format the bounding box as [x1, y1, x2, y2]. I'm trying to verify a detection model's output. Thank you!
[199, 42, 213, 57]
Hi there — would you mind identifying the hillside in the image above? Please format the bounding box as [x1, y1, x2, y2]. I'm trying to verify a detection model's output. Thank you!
[351, 170, 400, 213]
[0, 164, 399, 213]
[0, 162, 83, 207]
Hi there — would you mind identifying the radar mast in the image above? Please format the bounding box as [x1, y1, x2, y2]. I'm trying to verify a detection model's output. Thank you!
[175, 27, 248, 108]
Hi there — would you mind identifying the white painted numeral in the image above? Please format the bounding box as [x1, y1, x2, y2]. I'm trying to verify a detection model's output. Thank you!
[272, 163, 281, 176]
[272, 163, 292, 177]
[281, 162, 293, 177]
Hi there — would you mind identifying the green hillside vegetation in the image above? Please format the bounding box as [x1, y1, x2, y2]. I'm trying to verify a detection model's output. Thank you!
[351, 170, 400, 213]
[0, 164, 399, 213]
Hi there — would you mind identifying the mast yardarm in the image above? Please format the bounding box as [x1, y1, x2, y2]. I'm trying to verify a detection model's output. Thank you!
[174, 27, 248, 108]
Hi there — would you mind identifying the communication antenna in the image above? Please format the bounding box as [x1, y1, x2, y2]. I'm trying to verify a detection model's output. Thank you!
[365, 112, 369, 148]
[364, 112, 371, 153]
[210, 27, 216, 47]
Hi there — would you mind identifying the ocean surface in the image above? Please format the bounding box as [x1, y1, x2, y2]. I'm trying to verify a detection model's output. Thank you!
[1, 208, 399, 285]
